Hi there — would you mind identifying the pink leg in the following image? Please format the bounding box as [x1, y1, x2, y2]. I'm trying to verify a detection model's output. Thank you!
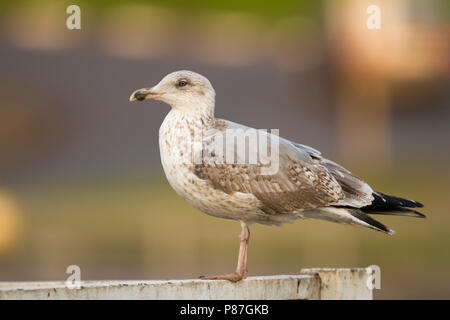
[200, 221, 250, 282]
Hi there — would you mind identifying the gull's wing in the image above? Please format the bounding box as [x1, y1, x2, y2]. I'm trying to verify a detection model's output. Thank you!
[195, 119, 423, 233]
[195, 119, 351, 214]
[292, 142, 375, 208]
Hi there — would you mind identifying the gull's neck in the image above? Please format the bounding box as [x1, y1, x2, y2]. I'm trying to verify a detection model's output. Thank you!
[169, 96, 215, 120]
[167, 107, 215, 127]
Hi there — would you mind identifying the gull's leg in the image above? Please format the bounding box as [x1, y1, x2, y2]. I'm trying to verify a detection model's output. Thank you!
[236, 221, 250, 278]
[200, 221, 250, 282]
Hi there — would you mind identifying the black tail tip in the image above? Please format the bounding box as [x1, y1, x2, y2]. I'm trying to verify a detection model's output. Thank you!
[412, 200, 424, 208]
[373, 192, 424, 209]
[413, 210, 426, 218]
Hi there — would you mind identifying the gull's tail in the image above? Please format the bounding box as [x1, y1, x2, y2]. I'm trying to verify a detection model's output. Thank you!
[308, 192, 425, 235]
[360, 192, 425, 218]
[351, 192, 425, 234]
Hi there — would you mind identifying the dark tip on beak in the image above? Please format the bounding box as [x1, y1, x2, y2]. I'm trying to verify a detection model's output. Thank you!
[129, 88, 163, 102]
[129, 89, 149, 102]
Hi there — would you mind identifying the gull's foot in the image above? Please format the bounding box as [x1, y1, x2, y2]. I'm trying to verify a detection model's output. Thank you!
[199, 273, 245, 282]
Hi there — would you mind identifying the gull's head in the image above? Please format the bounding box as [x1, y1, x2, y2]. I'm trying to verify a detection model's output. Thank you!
[129, 70, 215, 115]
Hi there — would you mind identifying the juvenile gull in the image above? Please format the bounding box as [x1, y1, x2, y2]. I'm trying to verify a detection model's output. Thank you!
[129, 70, 425, 282]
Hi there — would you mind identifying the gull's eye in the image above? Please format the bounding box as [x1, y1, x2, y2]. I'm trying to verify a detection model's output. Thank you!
[176, 79, 189, 88]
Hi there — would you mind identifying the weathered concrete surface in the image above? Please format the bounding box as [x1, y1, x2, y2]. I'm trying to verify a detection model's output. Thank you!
[0, 275, 320, 300]
[300, 268, 373, 300]
[0, 268, 373, 300]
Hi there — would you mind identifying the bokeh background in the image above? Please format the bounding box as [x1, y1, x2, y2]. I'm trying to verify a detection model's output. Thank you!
[0, 0, 449, 299]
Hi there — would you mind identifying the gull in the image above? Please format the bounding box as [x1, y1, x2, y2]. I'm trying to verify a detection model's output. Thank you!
[129, 70, 425, 282]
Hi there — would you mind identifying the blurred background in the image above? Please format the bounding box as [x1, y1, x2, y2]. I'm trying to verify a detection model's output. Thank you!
[0, 0, 449, 299]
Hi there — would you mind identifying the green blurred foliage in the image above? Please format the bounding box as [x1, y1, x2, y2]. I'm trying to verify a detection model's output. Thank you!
[0, 0, 323, 19]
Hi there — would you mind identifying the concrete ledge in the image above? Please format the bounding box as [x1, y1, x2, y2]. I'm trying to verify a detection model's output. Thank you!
[0, 268, 373, 300]
[300, 268, 373, 300]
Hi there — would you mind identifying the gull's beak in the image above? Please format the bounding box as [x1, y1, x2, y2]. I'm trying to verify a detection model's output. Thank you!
[129, 87, 163, 102]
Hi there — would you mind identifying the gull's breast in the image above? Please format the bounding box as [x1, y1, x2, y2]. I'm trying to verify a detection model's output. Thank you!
[158, 111, 262, 222]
